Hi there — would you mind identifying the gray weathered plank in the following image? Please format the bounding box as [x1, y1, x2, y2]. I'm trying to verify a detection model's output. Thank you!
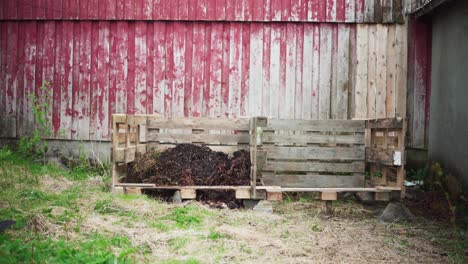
[263, 161, 365, 173]
[262, 173, 365, 188]
[264, 146, 365, 160]
[265, 119, 365, 132]
[262, 133, 365, 145]
[147, 117, 250, 130]
[146, 132, 250, 144]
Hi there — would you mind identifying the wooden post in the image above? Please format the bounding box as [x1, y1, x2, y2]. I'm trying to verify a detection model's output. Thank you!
[250, 117, 258, 198]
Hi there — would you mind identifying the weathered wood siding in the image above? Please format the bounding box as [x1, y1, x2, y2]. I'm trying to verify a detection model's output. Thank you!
[0, 21, 407, 141]
[0, 0, 404, 23]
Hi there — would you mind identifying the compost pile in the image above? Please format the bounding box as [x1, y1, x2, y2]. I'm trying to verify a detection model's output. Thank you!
[125, 144, 251, 186]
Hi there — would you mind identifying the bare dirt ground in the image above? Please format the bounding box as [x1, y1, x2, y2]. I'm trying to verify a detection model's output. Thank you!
[30, 176, 459, 264]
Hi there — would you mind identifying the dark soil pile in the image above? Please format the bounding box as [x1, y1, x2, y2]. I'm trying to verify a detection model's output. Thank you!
[125, 144, 251, 186]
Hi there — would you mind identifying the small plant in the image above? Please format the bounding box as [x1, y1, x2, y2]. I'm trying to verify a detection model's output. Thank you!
[94, 198, 129, 215]
[207, 229, 224, 240]
[0, 146, 12, 161]
[18, 81, 53, 161]
[407, 167, 428, 182]
[168, 206, 204, 228]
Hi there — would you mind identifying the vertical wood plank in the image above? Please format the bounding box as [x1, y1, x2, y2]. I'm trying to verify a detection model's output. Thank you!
[0, 23, 6, 113]
[153, 22, 166, 115]
[367, 25, 377, 119]
[319, 24, 332, 120]
[228, 23, 241, 117]
[271, 0, 281, 21]
[126, 23, 135, 114]
[240, 23, 250, 116]
[336, 0, 346, 22]
[215, 0, 226, 20]
[295, 24, 304, 119]
[134, 21, 147, 114]
[80, 0, 89, 19]
[382, 0, 393, 23]
[302, 24, 313, 119]
[165, 23, 174, 117]
[184, 23, 193, 116]
[114, 22, 128, 114]
[375, 24, 387, 118]
[248, 23, 263, 116]
[146, 22, 154, 113]
[23, 22, 35, 136]
[269, 23, 281, 117]
[71, 22, 81, 139]
[386, 25, 397, 118]
[364, 0, 374, 22]
[354, 24, 368, 118]
[252, 0, 264, 21]
[202, 23, 211, 116]
[15, 23, 25, 136]
[13, 23, 25, 137]
[395, 24, 407, 119]
[179, 0, 189, 20]
[173, 22, 186, 117]
[42, 22, 55, 137]
[60, 21, 74, 139]
[221, 23, 230, 117]
[77, 22, 91, 140]
[192, 23, 206, 117]
[98, 21, 110, 139]
[326, 0, 336, 22]
[52, 22, 62, 136]
[278, 24, 286, 118]
[345, 0, 355, 22]
[209, 23, 223, 117]
[262, 24, 271, 116]
[355, 0, 365, 22]
[311, 24, 320, 119]
[334, 24, 350, 119]
[142, 0, 153, 19]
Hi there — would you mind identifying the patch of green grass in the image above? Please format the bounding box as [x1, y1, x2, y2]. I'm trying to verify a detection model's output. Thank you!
[167, 205, 210, 229]
[0, 233, 138, 263]
[207, 229, 224, 240]
[160, 258, 201, 264]
[168, 237, 190, 252]
[94, 198, 133, 217]
[150, 220, 173, 232]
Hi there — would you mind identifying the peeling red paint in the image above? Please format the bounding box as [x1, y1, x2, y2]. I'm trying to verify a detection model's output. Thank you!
[1, 0, 402, 22]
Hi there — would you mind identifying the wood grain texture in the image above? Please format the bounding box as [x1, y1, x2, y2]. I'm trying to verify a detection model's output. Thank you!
[1, 0, 404, 23]
[0, 21, 407, 141]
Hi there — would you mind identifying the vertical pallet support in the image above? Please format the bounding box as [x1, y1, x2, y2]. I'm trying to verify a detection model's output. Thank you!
[250, 116, 267, 199]
[111, 114, 148, 194]
[365, 118, 406, 199]
[250, 117, 258, 199]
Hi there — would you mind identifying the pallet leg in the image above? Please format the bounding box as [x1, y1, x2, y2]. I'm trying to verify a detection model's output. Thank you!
[180, 189, 196, 199]
[125, 187, 142, 195]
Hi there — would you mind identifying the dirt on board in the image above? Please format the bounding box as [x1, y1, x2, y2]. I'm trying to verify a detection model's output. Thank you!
[125, 144, 251, 186]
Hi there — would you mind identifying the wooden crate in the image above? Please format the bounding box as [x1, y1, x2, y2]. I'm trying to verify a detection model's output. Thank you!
[111, 114, 405, 201]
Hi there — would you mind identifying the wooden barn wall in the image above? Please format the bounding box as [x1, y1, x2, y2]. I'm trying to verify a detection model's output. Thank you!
[0, 0, 404, 23]
[0, 21, 407, 141]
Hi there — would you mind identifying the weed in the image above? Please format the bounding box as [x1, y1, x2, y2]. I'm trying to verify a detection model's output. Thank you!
[17, 82, 54, 161]
[207, 229, 224, 240]
[0, 233, 138, 263]
[161, 258, 201, 264]
[94, 198, 131, 216]
[168, 205, 207, 228]
[150, 220, 172, 232]
[0, 146, 12, 161]
[168, 237, 190, 252]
